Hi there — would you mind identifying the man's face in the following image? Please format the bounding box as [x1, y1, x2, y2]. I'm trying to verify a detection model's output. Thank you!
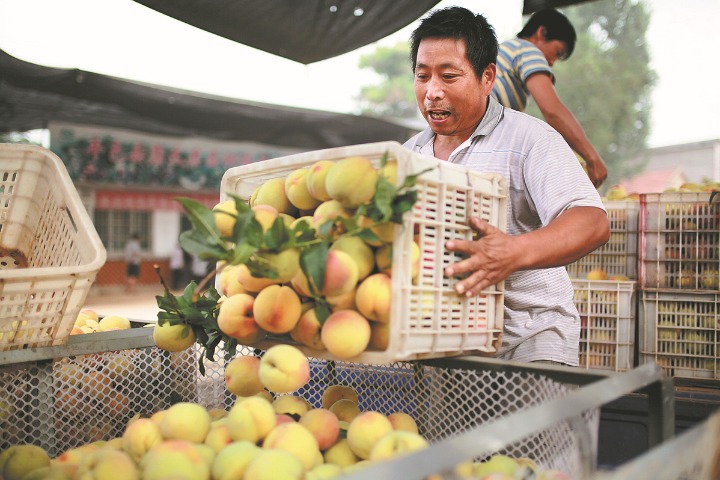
[535, 39, 568, 66]
[414, 37, 495, 140]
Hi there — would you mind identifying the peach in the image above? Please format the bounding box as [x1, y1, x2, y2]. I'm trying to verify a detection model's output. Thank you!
[388, 411, 419, 434]
[251, 204, 280, 233]
[158, 402, 211, 443]
[328, 399, 361, 423]
[330, 235, 375, 280]
[289, 308, 326, 350]
[326, 289, 357, 312]
[299, 408, 341, 451]
[305, 463, 343, 480]
[203, 420, 234, 453]
[259, 248, 300, 283]
[211, 441, 260, 480]
[244, 449, 304, 480]
[152, 322, 196, 352]
[286, 168, 322, 210]
[224, 355, 264, 397]
[0, 444, 51, 480]
[346, 411, 394, 459]
[253, 285, 302, 334]
[253, 177, 294, 214]
[262, 422, 321, 471]
[97, 314, 131, 332]
[312, 200, 352, 238]
[213, 200, 238, 237]
[237, 264, 277, 292]
[375, 244, 392, 274]
[321, 385, 359, 410]
[358, 215, 396, 247]
[368, 430, 428, 461]
[218, 264, 247, 296]
[325, 156, 378, 208]
[217, 293, 264, 343]
[379, 159, 398, 185]
[258, 344, 310, 394]
[291, 250, 358, 299]
[323, 438, 359, 468]
[272, 395, 312, 417]
[276, 413, 296, 425]
[17, 465, 74, 480]
[321, 310, 371, 359]
[305, 160, 334, 202]
[70, 325, 85, 335]
[355, 273, 392, 323]
[369, 321, 390, 350]
[75, 448, 138, 480]
[140, 440, 211, 480]
[226, 396, 277, 443]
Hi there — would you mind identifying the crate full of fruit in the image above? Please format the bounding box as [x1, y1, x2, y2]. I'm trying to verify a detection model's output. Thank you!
[639, 290, 718, 380]
[572, 279, 636, 371]
[174, 141, 508, 365]
[639, 192, 719, 291]
[566, 199, 639, 280]
[0, 144, 106, 351]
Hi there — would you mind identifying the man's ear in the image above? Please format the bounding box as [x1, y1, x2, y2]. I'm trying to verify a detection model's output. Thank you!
[482, 63, 496, 95]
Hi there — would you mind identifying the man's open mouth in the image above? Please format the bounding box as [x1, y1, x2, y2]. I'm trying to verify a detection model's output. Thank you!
[428, 110, 450, 120]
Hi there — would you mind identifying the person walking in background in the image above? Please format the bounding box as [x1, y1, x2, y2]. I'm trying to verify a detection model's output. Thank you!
[191, 253, 209, 285]
[124, 232, 142, 293]
[491, 9, 608, 188]
[169, 243, 185, 291]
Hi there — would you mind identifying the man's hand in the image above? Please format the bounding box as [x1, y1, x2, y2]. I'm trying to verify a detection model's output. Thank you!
[585, 156, 608, 188]
[443, 217, 520, 297]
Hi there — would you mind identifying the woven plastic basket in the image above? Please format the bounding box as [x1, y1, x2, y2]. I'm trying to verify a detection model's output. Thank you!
[0, 144, 106, 350]
[220, 141, 508, 364]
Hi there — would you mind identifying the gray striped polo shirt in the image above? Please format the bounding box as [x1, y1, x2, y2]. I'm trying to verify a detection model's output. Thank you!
[403, 96, 606, 365]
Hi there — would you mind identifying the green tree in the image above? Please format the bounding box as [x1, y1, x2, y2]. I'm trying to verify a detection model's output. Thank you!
[356, 42, 418, 119]
[526, 0, 656, 189]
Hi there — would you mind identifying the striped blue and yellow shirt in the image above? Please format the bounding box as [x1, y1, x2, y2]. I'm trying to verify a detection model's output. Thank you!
[492, 38, 555, 112]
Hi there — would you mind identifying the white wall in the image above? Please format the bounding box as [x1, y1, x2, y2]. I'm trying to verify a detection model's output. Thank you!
[152, 211, 181, 257]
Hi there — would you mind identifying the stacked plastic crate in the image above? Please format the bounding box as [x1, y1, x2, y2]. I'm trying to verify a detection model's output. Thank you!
[638, 192, 720, 380]
[568, 200, 639, 371]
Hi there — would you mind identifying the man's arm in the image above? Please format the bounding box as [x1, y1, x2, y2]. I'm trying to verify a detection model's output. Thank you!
[444, 206, 610, 296]
[525, 73, 608, 188]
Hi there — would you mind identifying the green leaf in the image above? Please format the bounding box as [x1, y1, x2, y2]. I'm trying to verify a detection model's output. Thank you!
[233, 210, 264, 247]
[354, 228, 381, 244]
[300, 241, 329, 294]
[265, 217, 289, 250]
[314, 301, 332, 325]
[179, 230, 229, 260]
[176, 197, 225, 245]
[230, 242, 259, 266]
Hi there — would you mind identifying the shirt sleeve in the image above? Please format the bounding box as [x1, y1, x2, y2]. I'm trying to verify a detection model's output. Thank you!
[515, 43, 555, 86]
[522, 131, 605, 225]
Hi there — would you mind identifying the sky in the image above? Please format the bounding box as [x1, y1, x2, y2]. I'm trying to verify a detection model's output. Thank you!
[0, 0, 718, 148]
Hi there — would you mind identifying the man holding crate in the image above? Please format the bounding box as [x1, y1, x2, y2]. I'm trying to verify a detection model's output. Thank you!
[404, 7, 609, 366]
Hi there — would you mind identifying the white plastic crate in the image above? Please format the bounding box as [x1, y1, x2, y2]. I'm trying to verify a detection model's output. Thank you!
[573, 280, 636, 371]
[639, 290, 718, 380]
[0, 144, 106, 350]
[567, 200, 639, 280]
[220, 141, 508, 364]
[639, 192, 720, 291]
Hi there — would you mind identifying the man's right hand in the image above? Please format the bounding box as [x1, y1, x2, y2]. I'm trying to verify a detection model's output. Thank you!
[585, 156, 608, 188]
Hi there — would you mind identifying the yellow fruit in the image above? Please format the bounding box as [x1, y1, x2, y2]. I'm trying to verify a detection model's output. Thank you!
[325, 156, 379, 208]
[152, 322, 196, 352]
[213, 200, 238, 237]
[586, 269, 609, 281]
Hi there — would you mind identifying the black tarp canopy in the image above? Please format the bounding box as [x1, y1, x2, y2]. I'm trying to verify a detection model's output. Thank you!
[132, 0, 596, 64]
[0, 49, 417, 149]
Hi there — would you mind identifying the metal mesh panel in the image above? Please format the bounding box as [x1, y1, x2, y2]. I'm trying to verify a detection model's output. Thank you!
[1, 343, 596, 477]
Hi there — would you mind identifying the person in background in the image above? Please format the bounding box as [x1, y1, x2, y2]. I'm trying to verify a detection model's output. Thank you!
[491, 9, 608, 188]
[124, 232, 142, 293]
[169, 243, 185, 291]
[405, 6, 609, 365]
[191, 254, 209, 285]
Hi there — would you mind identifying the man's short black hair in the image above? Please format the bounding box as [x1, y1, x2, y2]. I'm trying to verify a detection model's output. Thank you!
[410, 6, 498, 81]
[518, 9, 576, 59]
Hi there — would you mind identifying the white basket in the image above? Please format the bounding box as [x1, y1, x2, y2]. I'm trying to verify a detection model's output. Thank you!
[638, 290, 719, 380]
[220, 141, 508, 364]
[567, 200, 639, 280]
[0, 144, 106, 350]
[573, 280, 636, 371]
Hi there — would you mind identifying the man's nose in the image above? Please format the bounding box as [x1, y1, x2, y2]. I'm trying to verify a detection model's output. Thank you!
[426, 78, 445, 100]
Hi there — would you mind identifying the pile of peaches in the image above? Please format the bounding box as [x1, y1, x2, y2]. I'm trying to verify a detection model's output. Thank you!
[212, 155, 420, 360]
